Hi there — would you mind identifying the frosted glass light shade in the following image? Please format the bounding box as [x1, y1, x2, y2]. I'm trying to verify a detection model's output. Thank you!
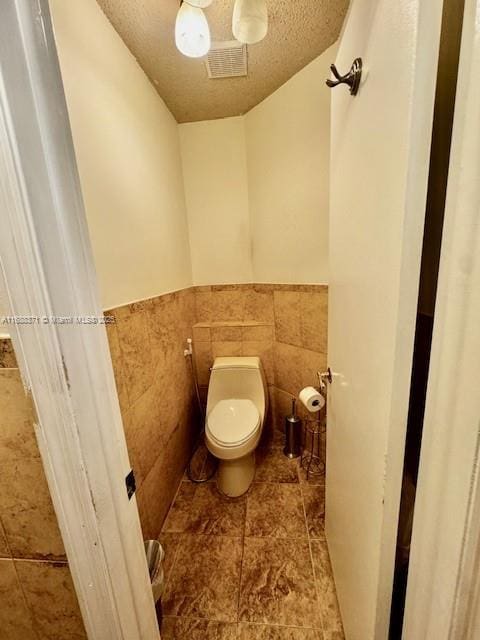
[186, 0, 213, 7]
[175, 3, 211, 58]
[232, 0, 268, 45]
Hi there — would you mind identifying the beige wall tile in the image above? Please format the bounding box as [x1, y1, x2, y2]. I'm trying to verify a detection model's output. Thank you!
[135, 483, 154, 540]
[198, 385, 209, 408]
[193, 325, 211, 342]
[116, 308, 153, 406]
[0, 558, 37, 639]
[274, 290, 303, 347]
[0, 519, 10, 558]
[258, 387, 286, 449]
[212, 341, 243, 359]
[301, 348, 328, 390]
[0, 339, 17, 368]
[0, 370, 38, 462]
[300, 290, 328, 354]
[244, 289, 274, 323]
[273, 342, 303, 396]
[241, 324, 273, 341]
[272, 386, 297, 430]
[178, 289, 197, 340]
[109, 284, 328, 567]
[123, 385, 162, 486]
[210, 290, 247, 322]
[193, 341, 213, 386]
[242, 341, 275, 385]
[0, 457, 65, 560]
[195, 290, 213, 322]
[266, 384, 275, 428]
[146, 295, 178, 365]
[211, 325, 243, 341]
[16, 560, 87, 639]
[126, 354, 195, 483]
[105, 323, 129, 413]
[140, 415, 195, 538]
[210, 284, 253, 293]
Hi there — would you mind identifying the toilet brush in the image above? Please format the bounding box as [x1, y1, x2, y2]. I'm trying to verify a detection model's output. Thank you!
[284, 398, 302, 459]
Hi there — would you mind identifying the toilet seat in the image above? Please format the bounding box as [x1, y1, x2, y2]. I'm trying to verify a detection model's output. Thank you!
[206, 399, 260, 448]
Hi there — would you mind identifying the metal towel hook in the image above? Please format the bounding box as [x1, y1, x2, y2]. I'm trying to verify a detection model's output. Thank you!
[326, 58, 362, 95]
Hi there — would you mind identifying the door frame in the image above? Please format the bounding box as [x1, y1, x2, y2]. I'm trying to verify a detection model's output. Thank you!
[326, 0, 445, 637]
[1, 0, 480, 638]
[403, 0, 480, 637]
[0, 1, 159, 639]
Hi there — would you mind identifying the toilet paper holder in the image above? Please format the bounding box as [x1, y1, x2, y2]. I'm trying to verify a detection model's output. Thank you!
[317, 368, 332, 392]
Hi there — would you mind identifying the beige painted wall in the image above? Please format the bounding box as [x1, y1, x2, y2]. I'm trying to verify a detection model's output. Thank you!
[179, 43, 336, 286]
[50, 0, 192, 309]
[51, 0, 335, 299]
[245, 43, 336, 284]
[179, 117, 253, 285]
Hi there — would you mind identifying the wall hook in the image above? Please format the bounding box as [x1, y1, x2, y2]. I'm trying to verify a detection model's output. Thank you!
[326, 58, 362, 95]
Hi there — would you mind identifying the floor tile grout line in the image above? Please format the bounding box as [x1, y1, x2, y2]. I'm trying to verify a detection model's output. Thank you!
[160, 532, 184, 598]
[10, 556, 42, 640]
[4, 556, 69, 565]
[301, 479, 326, 638]
[163, 460, 327, 628]
[234, 495, 247, 626]
[159, 473, 199, 597]
[237, 620, 321, 630]
[160, 470, 199, 537]
[162, 614, 322, 632]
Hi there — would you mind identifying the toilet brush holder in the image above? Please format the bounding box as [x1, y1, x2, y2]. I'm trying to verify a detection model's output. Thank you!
[301, 417, 325, 479]
[284, 399, 302, 459]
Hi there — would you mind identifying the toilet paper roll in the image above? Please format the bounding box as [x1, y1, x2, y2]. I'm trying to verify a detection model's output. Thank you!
[299, 386, 325, 413]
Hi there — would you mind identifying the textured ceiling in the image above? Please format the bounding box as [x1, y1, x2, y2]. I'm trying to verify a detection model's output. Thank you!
[96, 0, 349, 123]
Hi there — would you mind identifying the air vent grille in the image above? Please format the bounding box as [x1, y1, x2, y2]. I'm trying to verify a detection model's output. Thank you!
[206, 41, 248, 79]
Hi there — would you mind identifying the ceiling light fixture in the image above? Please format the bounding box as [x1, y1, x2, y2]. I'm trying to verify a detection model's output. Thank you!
[186, 0, 213, 7]
[232, 0, 268, 45]
[175, 1, 211, 58]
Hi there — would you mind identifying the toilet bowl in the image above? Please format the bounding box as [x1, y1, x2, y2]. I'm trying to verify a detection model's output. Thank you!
[205, 356, 268, 497]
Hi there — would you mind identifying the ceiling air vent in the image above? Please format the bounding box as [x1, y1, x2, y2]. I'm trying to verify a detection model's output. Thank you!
[205, 41, 248, 79]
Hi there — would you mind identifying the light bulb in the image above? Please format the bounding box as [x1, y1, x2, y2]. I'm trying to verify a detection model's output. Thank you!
[175, 3, 211, 58]
[186, 0, 213, 7]
[232, 0, 268, 45]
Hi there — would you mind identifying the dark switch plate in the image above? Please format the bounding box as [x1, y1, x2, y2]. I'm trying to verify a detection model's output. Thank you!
[125, 469, 136, 500]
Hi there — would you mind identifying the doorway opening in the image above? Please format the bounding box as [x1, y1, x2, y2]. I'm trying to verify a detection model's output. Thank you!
[389, 0, 466, 636]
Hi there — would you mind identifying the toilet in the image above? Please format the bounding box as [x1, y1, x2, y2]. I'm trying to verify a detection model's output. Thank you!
[205, 356, 268, 497]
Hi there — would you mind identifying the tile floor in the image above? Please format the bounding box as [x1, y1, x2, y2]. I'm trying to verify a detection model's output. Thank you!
[159, 440, 344, 640]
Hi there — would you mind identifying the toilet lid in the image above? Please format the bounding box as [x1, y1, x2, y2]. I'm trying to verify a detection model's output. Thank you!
[207, 399, 260, 446]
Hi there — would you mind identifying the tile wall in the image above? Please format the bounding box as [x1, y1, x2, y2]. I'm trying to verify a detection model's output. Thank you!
[105, 288, 198, 539]
[106, 283, 328, 540]
[0, 341, 86, 639]
[0, 282, 328, 637]
[193, 284, 328, 449]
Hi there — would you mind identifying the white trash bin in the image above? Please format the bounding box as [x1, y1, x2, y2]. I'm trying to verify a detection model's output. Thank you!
[144, 540, 165, 603]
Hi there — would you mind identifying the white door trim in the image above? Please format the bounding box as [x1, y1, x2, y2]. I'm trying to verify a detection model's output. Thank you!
[403, 0, 480, 637]
[0, 2, 159, 638]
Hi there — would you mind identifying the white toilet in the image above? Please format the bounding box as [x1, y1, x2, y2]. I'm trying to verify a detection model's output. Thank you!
[205, 356, 268, 497]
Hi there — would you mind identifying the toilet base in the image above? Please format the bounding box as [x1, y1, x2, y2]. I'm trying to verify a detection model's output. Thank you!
[216, 452, 255, 497]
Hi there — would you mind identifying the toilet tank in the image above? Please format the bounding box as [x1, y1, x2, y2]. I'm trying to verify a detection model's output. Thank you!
[206, 357, 268, 423]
